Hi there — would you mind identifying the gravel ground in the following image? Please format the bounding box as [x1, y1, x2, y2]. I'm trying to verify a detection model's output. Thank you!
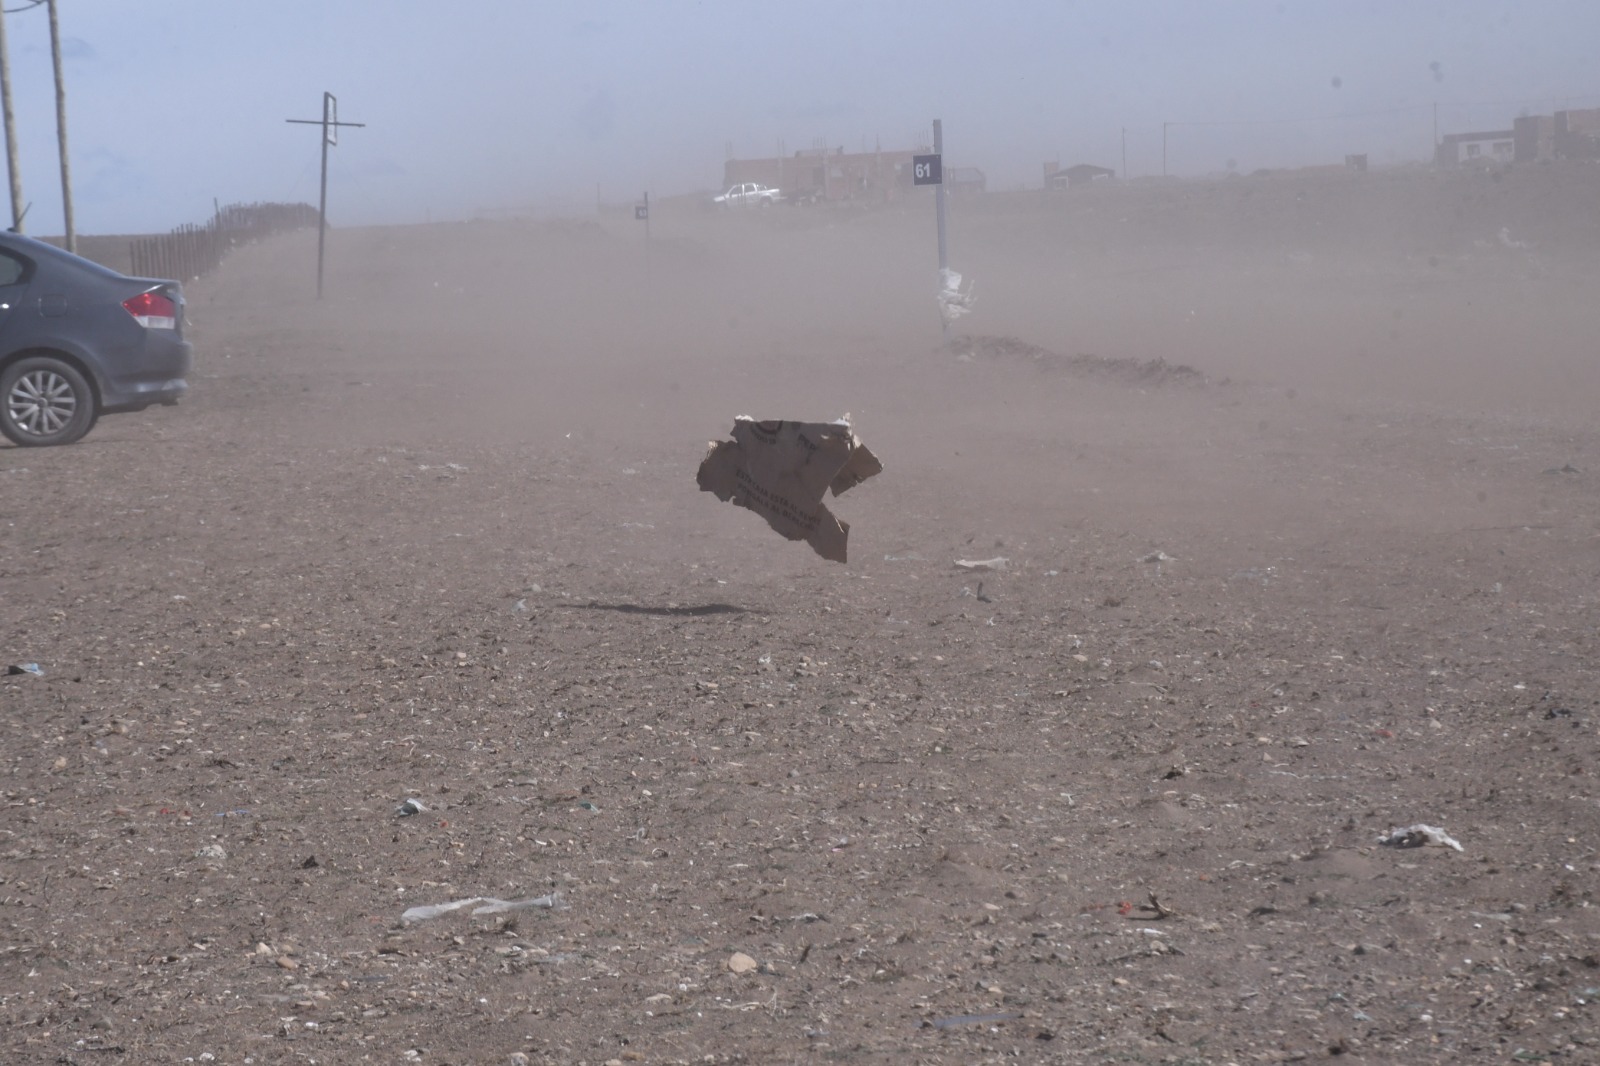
[5, 170, 1600, 1064]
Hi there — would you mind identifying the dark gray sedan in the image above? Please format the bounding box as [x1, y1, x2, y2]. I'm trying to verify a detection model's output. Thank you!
[0, 231, 192, 446]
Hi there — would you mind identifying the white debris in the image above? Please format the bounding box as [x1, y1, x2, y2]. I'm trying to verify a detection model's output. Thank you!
[954, 557, 1009, 571]
[1378, 824, 1463, 852]
[939, 268, 975, 325]
[401, 893, 565, 923]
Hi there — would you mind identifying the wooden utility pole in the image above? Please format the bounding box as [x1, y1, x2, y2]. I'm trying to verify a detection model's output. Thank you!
[287, 92, 365, 299]
[0, 4, 23, 231]
[47, 0, 72, 251]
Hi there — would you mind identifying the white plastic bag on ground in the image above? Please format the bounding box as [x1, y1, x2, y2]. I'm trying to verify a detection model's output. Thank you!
[939, 268, 975, 325]
[401, 893, 564, 923]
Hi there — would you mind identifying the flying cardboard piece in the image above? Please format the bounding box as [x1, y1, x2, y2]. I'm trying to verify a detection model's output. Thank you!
[697, 416, 882, 563]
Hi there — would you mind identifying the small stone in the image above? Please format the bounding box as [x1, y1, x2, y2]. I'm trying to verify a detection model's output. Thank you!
[727, 951, 758, 974]
[508, 1054, 530, 1066]
[195, 844, 227, 863]
[275, 955, 299, 970]
[644, 992, 673, 1004]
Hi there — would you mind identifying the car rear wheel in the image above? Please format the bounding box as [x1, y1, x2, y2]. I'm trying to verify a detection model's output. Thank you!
[1, 356, 99, 447]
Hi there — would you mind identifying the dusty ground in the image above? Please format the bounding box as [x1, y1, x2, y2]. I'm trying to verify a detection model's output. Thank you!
[5, 163, 1600, 1065]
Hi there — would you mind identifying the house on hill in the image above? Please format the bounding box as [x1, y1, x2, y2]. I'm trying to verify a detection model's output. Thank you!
[1044, 162, 1115, 189]
[1435, 129, 1514, 167]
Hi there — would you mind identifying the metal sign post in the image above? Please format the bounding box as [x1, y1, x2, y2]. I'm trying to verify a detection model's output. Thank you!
[287, 92, 365, 299]
[913, 120, 948, 342]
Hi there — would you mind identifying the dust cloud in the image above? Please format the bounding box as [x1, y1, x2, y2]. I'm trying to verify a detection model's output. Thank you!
[6, 161, 1600, 1061]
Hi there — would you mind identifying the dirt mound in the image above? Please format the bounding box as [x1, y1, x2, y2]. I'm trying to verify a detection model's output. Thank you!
[951, 332, 1215, 387]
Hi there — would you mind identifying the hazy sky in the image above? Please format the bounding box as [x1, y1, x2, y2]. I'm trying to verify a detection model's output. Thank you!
[1, 0, 1596, 235]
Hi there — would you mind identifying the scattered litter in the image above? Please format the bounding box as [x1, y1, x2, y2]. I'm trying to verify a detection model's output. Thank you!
[512, 599, 528, 613]
[697, 415, 882, 563]
[7, 662, 43, 676]
[400, 893, 564, 923]
[194, 844, 227, 863]
[923, 1011, 1021, 1030]
[396, 798, 428, 816]
[577, 800, 600, 812]
[1378, 824, 1463, 851]
[953, 557, 1008, 571]
[1543, 463, 1581, 475]
[1140, 551, 1176, 564]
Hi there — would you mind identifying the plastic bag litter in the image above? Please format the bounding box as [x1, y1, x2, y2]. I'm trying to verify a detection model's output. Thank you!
[953, 557, 1008, 571]
[401, 893, 564, 923]
[1378, 824, 1463, 851]
[939, 269, 975, 325]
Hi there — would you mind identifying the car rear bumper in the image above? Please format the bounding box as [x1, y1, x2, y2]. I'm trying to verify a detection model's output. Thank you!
[99, 338, 193, 411]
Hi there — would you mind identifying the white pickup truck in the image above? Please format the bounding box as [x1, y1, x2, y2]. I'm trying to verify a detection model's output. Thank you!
[713, 182, 783, 207]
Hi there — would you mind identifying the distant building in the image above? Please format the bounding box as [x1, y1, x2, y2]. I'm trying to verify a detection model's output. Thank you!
[1554, 108, 1600, 160]
[947, 167, 987, 194]
[1514, 114, 1557, 162]
[723, 145, 936, 203]
[1044, 162, 1115, 189]
[1435, 129, 1515, 167]
[1508, 108, 1600, 163]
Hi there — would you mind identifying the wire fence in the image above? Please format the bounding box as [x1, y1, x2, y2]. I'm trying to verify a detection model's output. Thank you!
[129, 201, 318, 280]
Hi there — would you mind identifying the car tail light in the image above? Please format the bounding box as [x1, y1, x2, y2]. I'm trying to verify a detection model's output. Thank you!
[123, 289, 178, 329]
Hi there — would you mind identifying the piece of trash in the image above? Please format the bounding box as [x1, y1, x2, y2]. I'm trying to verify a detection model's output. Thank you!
[396, 798, 428, 816]
[938, 268, 976, 326]
[512, 599, 528, 613]
[7, 662, 43, 676]
[697, 415, 882, 564]
[1543, 463, 1581, 475]
[400, 893, 564, 923]
[1229, 566, 1275, 585]
[1140, 551, 1176, 564]
[923, 1011, 1021, 1030]
[953, 557, 1008, 571]
[1498, 227, 1529, 250]
[1378, 824, 1463, 852]
[577, 800, 600, 812]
